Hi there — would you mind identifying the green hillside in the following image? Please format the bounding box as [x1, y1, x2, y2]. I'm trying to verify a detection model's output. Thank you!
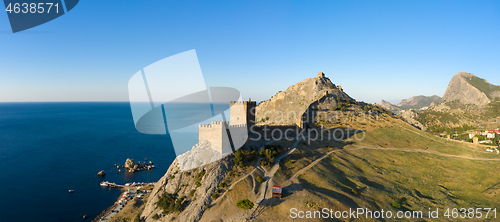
[258, 117, 500, 221]
[466, 75, 500, 99]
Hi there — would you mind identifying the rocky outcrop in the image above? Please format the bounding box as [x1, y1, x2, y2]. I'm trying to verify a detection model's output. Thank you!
[380, 100, 401, 112]
[441, 72, 496, 107]
[399, 109, 426, 131]
[97, 170, 105, 177]
[176, 141, 230, 172]
[140, 154, 232, 222]
[256, 72, 353, 126]
[124, 158, 154, 173]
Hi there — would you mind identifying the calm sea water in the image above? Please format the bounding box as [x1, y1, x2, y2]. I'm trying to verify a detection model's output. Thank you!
[0, 103, 182, 222]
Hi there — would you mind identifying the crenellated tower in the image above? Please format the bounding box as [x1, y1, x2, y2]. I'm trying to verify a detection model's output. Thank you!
[229, 98, 256, 129]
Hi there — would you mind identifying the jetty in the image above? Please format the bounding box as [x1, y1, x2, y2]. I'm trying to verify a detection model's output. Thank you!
[100, 181, 125, 188]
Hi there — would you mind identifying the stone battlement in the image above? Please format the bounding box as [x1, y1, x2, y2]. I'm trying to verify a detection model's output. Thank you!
[199, 121, 229, 128]
[229, 101, 256, 105]
[229, 124, 247, 128]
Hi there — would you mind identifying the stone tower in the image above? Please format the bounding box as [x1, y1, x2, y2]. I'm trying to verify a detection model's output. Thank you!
[229, 99, 256, 128]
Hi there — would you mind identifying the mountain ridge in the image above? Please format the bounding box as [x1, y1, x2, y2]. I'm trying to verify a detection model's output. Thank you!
[379, 95, 441, 112]
[440, 72, 500, 107]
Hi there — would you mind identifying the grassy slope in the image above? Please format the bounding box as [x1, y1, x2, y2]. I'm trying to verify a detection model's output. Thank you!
[466, 76, 500, 100]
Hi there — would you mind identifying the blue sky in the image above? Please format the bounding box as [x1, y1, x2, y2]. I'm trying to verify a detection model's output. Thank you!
[1, 0, 499, 103]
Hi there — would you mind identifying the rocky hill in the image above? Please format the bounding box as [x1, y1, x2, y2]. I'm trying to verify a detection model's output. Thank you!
[415, 72, 500, 132]
[255, 72, 354, 125]
[379, 99, 402, 112]
[397, 95, 441, 110]
[441, 72, 500, 107]
[140, 155, 232, 222]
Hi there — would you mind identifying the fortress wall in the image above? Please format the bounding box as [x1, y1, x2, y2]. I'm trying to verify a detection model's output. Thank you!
[230, 101, 247, 125]
[228, 125, 249, 151]
[199, 121, 227, 153]
[220, 125, 232, 154]
[230, 101, 257, 127]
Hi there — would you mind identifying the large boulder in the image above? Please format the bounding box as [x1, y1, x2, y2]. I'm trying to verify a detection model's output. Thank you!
[124, 158, 136, 169]
[97, 170, 105, 177]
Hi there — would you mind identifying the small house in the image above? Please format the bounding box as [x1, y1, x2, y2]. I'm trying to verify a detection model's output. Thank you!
[272, 185, 282, 198]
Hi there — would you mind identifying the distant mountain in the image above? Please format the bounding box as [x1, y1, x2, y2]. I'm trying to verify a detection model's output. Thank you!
[379, 99, 401, 112]
[417, 72, 500, 132]
[396, 95, 441, 110]
[441, 72, 500, 107]
[379, 95, 441, 112]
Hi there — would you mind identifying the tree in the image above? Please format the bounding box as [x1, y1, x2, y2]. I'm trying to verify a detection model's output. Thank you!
[256, 176, 265, 183]
[234, 150, 244, 168]
[236, 199, 254, 210]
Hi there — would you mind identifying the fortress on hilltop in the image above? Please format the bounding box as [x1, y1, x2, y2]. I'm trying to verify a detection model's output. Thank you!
[200, 72, 350, 154]
[199, 99, 298, 154]
[199, 99, 256, 154]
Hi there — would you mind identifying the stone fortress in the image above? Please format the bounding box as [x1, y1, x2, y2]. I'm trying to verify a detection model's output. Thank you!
[198, 100, 256, 154]
[199, 99, 299, 154]
[199, 72, 352, 154]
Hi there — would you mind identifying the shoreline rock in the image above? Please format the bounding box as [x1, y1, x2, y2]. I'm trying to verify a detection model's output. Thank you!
[97, 170, 105, 177]
[124, 158, 154, 173]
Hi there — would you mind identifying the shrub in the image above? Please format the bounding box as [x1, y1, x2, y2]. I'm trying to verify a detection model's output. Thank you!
[236, 199, 254, 210]
[152, 213, 159, 220]
[206, 203, 210, 209]
[234, 150, 245, 168]
[219, 182, 227, 188]
[155, 192, 184, 213]
[256, 176, 265, 183]
[259, 149, 265, 157]
[215, 189, 221, 194]
[134, 214, 142, 222]
[195, 181, 201, 187]
[351, 189, 358, 195]
[196, 170, 206, 181]
[250, 150, 257, 157]
[189, 189, 195, 196]
[170, 175, 175, 179]
[212, 193, 218, 199]
[392, 202, 401, 209]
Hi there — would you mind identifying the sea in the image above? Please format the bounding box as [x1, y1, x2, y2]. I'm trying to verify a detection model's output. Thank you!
[0, 102, 228, 222]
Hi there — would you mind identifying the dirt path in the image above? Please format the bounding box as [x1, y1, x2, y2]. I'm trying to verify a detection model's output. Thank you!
[349, 146, 500, 161]
[254, 139, 302, 204]
[286, 148, 339, 184]
[285, 145, 500, 186]
[223, 138, 304, 221]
